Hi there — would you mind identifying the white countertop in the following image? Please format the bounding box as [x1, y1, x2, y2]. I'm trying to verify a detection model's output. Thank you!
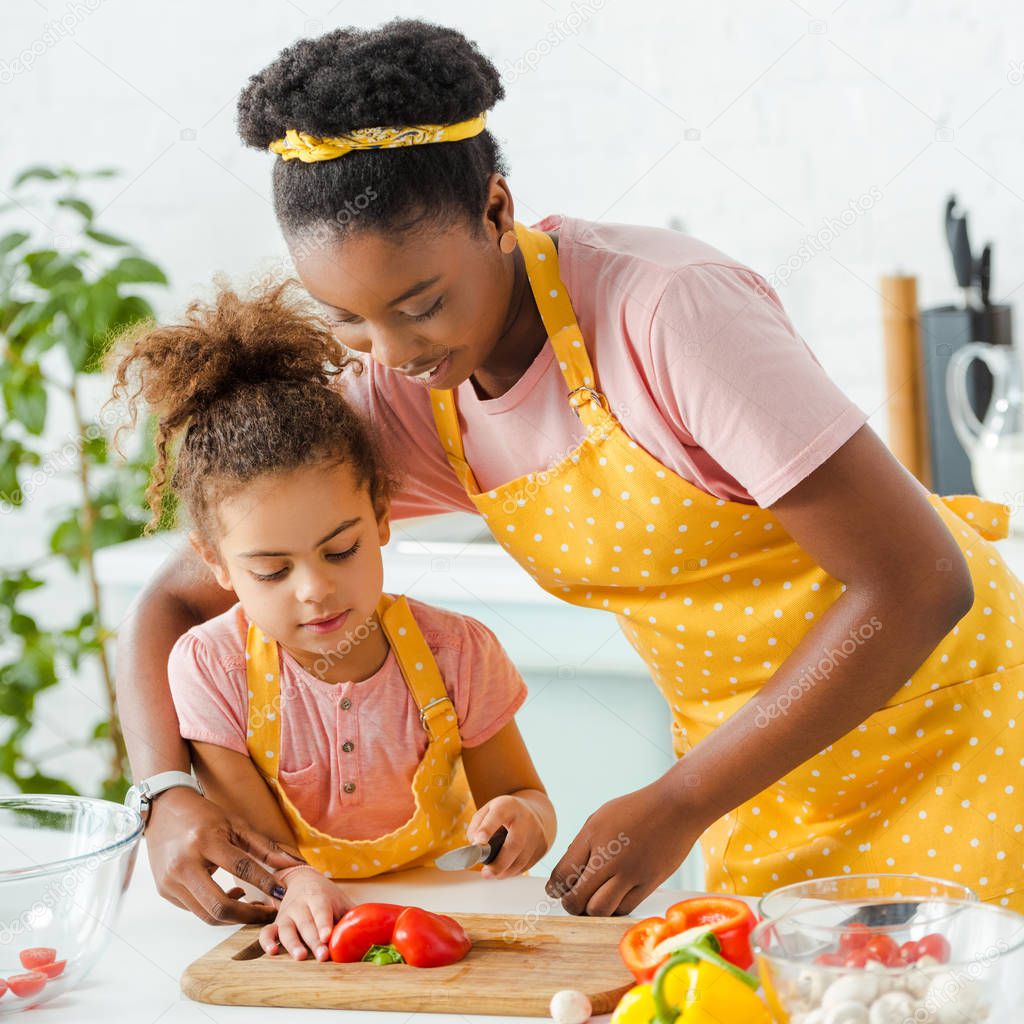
[33, 846, 710, 1024]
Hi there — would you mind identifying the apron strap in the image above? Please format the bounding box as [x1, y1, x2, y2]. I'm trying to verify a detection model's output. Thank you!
[375, 594, 461, 751]
[429, 389, 481, 494]
[429, 222, 613, 476]
[245, 621, 283, 782]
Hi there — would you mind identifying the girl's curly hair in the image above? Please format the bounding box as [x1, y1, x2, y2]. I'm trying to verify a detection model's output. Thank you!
[105, 279, 392, 540]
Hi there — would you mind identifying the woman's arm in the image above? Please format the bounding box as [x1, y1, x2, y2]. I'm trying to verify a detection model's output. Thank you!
[116, 539, 299, 923]
[547, 425, 974, 916]
[461, 720, 557, 878]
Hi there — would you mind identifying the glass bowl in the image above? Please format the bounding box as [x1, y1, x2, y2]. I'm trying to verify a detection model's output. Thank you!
[758, 873, 978, 923]
[752, 897, 1024, 1023]
[0, 795, 142, 1015]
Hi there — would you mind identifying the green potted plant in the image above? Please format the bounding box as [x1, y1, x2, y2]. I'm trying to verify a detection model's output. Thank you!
[0, 165, 172, 800]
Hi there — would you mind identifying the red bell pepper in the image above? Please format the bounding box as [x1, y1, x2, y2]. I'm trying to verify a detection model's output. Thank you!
[329, 903, 405, 963]
[620, 896, 758, 982]
[328, 902, 471, 969]
[392, 907, 472, 968]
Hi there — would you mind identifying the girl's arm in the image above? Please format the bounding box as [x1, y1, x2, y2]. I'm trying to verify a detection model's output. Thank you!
[547, 425, 975, 916]
[461, 720, 557, 879]
[116, 541, 300, 924]
[190, 741, 297, 848]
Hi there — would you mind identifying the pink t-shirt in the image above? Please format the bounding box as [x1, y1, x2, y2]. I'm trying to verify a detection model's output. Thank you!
[169, 597, 527, 841]
[342, 216, 867, 515]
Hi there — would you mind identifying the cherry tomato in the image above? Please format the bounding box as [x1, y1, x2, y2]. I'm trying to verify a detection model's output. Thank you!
[899, 940, 920, 964]
[915, 933, 951, 964]
[844, 949, 872, 968]
[838, 923, 873, 954]
[37, 960, 66, 979]
[7, 972, 46, 998]
[0, 977, 7, 999]
[18, 948, 56, 971]
[865, 934, 900, 965]
[814, 952, 846, 966]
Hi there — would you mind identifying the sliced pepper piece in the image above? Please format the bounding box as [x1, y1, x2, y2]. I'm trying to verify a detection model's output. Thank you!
[620, 896, 758, 981]
[664, 897, 758, 971]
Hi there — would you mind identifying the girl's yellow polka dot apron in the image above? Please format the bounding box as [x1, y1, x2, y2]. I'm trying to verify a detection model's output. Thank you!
[245, 593, 475, 878]
[430, 222, 1024, 909]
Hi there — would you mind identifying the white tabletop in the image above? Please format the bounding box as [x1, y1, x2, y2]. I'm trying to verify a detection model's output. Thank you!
[33, 846, 712, 1024]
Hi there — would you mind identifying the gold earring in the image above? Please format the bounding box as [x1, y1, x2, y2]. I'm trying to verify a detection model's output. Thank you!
[499, 230, 518, 254]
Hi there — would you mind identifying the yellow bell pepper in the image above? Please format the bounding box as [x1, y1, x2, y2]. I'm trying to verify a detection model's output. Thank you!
[610, 931, 771, 1024]
[610, 983, 656, 1024]
[659, 959, 771, 1023]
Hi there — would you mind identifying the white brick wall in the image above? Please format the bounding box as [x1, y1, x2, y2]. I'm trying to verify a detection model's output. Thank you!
[3, 0, 1024, 447]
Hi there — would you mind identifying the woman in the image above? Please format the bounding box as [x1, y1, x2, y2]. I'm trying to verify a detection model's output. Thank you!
[118, 18, 1023, 922]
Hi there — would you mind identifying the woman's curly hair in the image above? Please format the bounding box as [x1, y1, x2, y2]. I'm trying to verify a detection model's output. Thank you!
[236, 18, 507, 242]
[105, 279, 393, 540]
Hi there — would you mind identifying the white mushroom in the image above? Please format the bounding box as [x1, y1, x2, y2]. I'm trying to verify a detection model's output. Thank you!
[795, 967, 829, 1006]
[794, 1011, 827, 1024]
[868, 991, 917, 1024]
[823, 972, 879, 1008]
[549, 989, 592, 1024]
[902, 963, 934, 999]
[822, 1001, 870, 1024]
[925, 971, 983, 1024]
[863, 960, 894, 995]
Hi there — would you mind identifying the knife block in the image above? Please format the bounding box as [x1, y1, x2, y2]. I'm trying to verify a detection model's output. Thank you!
[918, 304, 1013, 495]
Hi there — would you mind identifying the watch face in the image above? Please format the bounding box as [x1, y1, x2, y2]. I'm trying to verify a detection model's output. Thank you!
[125, 786, 147, 822]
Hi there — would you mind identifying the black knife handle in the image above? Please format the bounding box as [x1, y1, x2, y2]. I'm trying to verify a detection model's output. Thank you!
[483, 826, 508, 866]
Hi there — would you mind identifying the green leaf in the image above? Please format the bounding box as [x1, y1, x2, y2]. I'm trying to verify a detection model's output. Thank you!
[49, 514, 83, 571]
[57, 197, 94, 221]
[85, 228, 129, 247]
[0, 438, 41, 509]
[101, 776, 130, 802]
[13, 166, 60, 186]
[89, 168, 119, 179]
[2, 365, 47, 435]
[0, 231, 30, 256]
[17, 773, 78, 796]
[105, 256, 168, 287]
[92, 720, 110, 739]
[25, 249, 83, 290]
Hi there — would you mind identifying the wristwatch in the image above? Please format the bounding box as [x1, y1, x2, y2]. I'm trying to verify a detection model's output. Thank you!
[124, 771, 205, 827]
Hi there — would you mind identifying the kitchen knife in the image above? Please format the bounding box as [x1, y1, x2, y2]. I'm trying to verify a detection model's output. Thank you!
[977, 243, 991, 307]
[945, 195, 975, 309]
[435, 826, 508, 871]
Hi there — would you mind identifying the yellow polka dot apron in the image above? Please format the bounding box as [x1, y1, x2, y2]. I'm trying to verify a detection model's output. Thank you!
[245, 593, 475, 878]
[429, 222, 1024, 908]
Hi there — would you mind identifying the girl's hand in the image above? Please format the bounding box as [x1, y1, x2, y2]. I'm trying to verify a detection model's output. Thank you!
[467, 791, 553, 880]
[259, 865, 353, 961]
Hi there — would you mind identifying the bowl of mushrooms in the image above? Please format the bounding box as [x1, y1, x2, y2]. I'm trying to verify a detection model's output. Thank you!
[752, 896, 1024, 1023]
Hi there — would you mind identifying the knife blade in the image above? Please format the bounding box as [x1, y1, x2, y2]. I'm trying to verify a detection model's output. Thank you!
[435, 826, 508, 872]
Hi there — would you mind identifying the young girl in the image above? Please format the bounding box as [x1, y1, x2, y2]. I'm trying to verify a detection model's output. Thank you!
[107, 281, 556, 962]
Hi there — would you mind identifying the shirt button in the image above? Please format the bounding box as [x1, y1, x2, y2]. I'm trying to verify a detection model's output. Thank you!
[343, 782, 356, 794]
[342, 741, 354, 753]
[340, 698, 352, 710]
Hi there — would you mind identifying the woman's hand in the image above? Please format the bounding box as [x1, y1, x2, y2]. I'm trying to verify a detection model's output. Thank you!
[466, 790, 554, 879]
[259, 866, 353, 961]
[545, 776, 706, 917]
[145, 786, 304, 924]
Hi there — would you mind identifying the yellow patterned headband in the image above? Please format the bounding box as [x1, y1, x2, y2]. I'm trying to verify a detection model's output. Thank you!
[268, 113, 487, 163]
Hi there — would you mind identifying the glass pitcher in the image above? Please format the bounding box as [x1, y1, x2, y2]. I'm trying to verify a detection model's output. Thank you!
[947, 342, 1024, 522]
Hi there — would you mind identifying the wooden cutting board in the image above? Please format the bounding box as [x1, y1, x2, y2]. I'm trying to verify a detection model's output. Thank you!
[182, 912, 636, 1017]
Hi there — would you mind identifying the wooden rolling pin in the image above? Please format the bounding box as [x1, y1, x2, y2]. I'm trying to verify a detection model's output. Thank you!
[881, 274, 931, 487]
